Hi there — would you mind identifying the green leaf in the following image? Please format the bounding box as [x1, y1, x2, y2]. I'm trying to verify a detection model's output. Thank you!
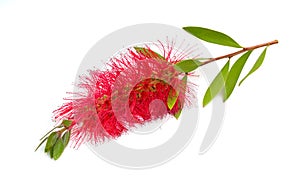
[174, 108, 182, 119]
[167, 88, 179, 110]
[203, 60, 230, 107]
[50, 146, 54, 158]
[224, 51, 253, 100]
[52, 138, 65, 160]
[62, 120, 72, 128]
[134, 47, 164, 59]
[239, 47, 268, 86]
[174, 59, 201, 73]
[173, 75, 187, 119]
[62, 131, 71, 147]
[44, 132, 58, 153]
[173, 99, 183, 120]
[183, 26, 242, 48]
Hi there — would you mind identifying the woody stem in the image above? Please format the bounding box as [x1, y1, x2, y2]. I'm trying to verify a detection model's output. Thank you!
[201, 40, 278, 66]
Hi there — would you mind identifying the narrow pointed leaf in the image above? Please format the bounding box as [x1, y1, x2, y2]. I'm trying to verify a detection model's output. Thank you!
[174, 108, 182, 119]
[224, 51, 252, 100]
[62, 131, 71, 147]
[239, 47, 268, 86]
[183, 26, 242, 48]
[62, 120, 72, 128]
[174, 59, 201, 73]
[174, 99, 183, 120]
[52, 138, 65, 160]
[134, 47, 164, 59]
[50, 146, 54, 158]
[173, 75, 187, 119]
[44, 132, 58, 153]
[167, 88, 179, 110]
[203, 60, 230, 107]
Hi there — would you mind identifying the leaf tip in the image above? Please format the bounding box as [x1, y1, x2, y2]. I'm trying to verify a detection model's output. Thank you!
[238, 79, 244, 86]
[202, 95, 210, 107]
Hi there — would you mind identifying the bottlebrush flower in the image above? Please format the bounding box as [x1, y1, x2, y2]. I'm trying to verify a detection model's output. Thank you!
[52, 43, 195, 149]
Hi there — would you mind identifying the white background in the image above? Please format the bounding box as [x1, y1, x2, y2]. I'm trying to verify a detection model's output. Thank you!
[1, 0, 299, 189]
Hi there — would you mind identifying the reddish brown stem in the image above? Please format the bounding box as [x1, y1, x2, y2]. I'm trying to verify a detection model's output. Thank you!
[201, 40, 278, 66]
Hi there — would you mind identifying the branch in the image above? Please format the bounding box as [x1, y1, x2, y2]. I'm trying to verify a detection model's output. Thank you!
[201, 40, 278, 66]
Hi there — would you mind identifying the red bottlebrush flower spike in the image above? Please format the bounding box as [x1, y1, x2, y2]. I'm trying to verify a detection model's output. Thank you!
[49, 43, 195, 150]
